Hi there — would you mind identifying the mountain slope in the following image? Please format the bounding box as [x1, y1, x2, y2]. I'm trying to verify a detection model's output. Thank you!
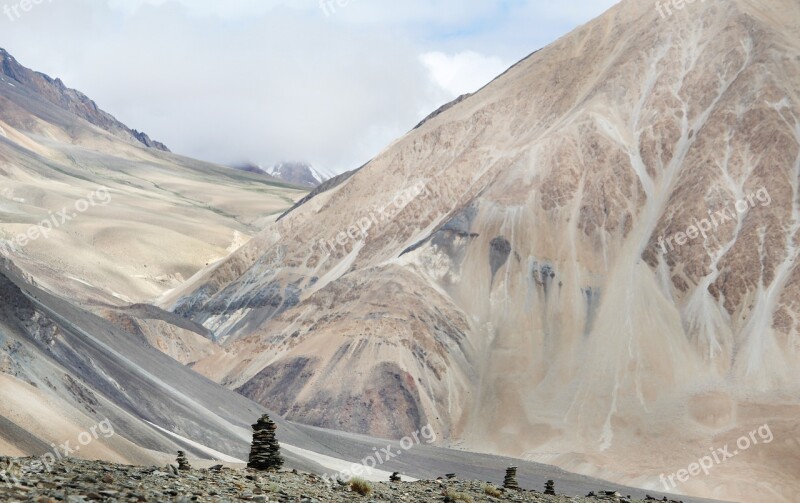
[1, 257, 722, 503]
[167, 0, 800, 501]
[0, 48, 310, 431]
[1, 48, 169, 151]
[0, 50, 308, 306]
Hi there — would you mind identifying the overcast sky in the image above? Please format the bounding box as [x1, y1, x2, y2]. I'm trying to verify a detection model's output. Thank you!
[1, 0, 618, 175]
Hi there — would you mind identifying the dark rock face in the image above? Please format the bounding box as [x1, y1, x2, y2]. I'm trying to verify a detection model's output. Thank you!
[0, 270, 58, 346]
[489, 237, 512, 283]
[0, 270, 35, 318]
[239, 357, 428, 440]
[238, 356, 318, 416]
[402, 202, 480, 258]
[172, 284, 218, 318]
[0, 48, 169, 151]
[206, 280, 300, 315]
[132, 129, 170, 152]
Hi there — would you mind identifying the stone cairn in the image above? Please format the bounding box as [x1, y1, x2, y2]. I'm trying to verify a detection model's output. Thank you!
[247, 414, 284, 471]
[544, 479, 556, 495]
[503, 466, 519, 490]
[176, 451, 191, 471]
[390, 472, 402, 483]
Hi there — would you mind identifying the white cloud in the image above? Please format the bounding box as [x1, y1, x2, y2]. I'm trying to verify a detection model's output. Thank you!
[0, 0, 621, 174]
[420, 51, 508, 98]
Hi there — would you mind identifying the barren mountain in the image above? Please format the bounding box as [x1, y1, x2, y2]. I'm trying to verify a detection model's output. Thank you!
[0, 50, 308, 307]
[0, 45, 713, 503]
[165, 0, 800, 501]
[0, 249, 707, 503]
[0, 48, 320, 472]
[0, 46, 312, 466]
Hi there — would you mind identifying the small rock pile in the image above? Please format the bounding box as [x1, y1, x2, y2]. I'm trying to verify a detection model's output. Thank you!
[390, 472, 402, 483]
[176, 451, 190, 471]
[503, 466, 519, 490]
[247, 414, 284, 471]
[544, 479, 556, 495]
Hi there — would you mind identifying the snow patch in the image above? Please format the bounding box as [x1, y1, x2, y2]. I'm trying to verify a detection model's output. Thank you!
[145, 421, 245, 463]
[281, 444, 417, 482]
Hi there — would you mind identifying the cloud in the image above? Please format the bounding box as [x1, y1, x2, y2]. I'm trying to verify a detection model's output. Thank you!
[420, 51, 508, 98]
[0, 0, 620, 174]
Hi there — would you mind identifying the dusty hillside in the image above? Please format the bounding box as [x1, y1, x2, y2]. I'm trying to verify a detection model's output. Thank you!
[166, 0, 800, 501]
[0, 46, 688, 503]
[0, 48, 318, 465]
[0, 49, 307, 307]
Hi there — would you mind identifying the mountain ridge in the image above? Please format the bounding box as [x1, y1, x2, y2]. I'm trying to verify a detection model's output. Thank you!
[0, 48, 169, 152]
[164, 0, 800, 501]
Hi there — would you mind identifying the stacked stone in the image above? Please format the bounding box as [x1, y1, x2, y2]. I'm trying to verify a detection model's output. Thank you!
[502, 466, 519, 490]
[390, 472, 401, 483]
[176, 451, 190, 471]
[544, 479, 556, 495]
[247, 414, 284, 471]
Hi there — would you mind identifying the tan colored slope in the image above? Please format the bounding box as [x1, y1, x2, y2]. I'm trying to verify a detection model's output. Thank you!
[169, 0, 800, 501]
[0, 134, 305, 306]
[0, 374, 162, 466]
[0, 52, 306, 368]
[0, 56, 307, 306]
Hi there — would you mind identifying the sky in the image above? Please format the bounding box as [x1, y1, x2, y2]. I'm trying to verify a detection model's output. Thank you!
[1, 0, 619, 175]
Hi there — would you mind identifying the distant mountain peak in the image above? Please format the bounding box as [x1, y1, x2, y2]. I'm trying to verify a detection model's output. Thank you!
[231, 161, 328, 188]
[267, 162, 328, 188]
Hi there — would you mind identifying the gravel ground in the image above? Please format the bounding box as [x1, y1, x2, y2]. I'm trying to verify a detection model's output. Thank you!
[0, 457, 689, 503]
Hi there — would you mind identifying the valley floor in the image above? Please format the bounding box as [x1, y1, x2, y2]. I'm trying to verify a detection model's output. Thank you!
[0, 457, 685, 503]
